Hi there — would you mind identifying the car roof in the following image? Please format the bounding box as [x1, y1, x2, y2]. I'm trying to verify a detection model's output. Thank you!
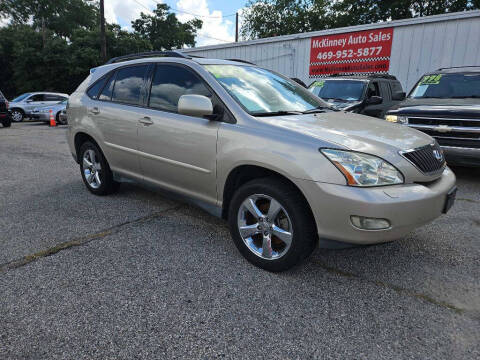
[429, 66, 480, 74]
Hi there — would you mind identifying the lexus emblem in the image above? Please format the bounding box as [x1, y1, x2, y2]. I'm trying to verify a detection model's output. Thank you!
[433, 149, 443, 162]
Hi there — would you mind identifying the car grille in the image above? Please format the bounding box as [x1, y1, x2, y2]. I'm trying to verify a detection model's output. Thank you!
[407, 116, 480, 149]
[401, 143, 446, 174]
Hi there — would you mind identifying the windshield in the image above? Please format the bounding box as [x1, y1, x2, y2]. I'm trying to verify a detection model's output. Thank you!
[203, 64, 329, 115]
[410, 73, 480, 98]
[309, 80, 366, 101]
[11, 93, 31, 102]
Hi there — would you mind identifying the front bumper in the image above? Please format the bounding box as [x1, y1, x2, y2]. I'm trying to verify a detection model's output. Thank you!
[443, 146, 480, 167]
[297, 167, 456, 245]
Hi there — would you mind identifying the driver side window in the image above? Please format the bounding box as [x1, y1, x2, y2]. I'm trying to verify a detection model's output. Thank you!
[367, 82, 380, 98]
[29, 94, 45, 102]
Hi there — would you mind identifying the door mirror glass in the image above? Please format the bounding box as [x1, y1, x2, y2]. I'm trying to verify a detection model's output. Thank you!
[178, 95, 213, 118]
[366, 96, 383, 105]
[392, 91, 406, 101]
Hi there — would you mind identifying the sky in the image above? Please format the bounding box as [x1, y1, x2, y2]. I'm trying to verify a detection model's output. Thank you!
[104, 0, 248, 47]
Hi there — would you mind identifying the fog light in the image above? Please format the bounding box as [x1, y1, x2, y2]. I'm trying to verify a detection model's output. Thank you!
[350, 216, 391, 230]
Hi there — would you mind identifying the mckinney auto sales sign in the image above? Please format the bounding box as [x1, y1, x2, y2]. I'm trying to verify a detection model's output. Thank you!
[309, 28, 394, 77]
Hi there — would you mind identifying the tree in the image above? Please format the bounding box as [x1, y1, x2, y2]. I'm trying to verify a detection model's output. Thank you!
[241, 0, 480, 39]
[0, 0, 97, 43]
[132, 3, 202, 50]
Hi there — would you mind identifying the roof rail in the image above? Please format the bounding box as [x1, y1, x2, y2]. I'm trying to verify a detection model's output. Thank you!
[437, 65, 480, 71]
[105, 51, 191, 64]
[326, 73, 398, 80]
[225, 58, 256, 65]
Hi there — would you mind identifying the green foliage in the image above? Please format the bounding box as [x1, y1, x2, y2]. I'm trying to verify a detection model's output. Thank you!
[0, 1, 202, 99]
[132, 4, 202, 50]
[241, 0, 480, 39]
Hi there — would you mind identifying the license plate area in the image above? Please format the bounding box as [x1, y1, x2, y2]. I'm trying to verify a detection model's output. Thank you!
[443, 186, 457, 214]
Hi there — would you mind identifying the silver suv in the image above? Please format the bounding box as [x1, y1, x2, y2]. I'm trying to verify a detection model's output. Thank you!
[67, 52, 457, 271]
[9, 92, 69, 122]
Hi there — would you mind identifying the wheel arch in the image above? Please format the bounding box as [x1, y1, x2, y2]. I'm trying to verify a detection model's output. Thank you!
[74, 132, 105, 163]
[221, 164, 316, 228]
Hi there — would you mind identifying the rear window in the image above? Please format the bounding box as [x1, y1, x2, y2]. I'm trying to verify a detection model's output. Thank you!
[87, 76, 108, 99]
[45, 94, 66, 101]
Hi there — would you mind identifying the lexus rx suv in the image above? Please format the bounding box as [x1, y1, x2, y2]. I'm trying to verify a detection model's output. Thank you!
[67, 52, 456, 271]
[0, 90, 11, 128]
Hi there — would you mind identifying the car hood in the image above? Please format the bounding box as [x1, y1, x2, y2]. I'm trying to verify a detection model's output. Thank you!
[388, 97, 480, 117]
[323, 99, 362, 110]
[260, 111, 432, 150]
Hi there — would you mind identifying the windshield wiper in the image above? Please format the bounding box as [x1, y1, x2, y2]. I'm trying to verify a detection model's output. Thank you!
[302, 106, 329, 114]
[253, 110, 303, 117]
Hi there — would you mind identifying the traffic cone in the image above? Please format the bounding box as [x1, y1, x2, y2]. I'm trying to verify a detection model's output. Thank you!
[49, 109, 56, 127]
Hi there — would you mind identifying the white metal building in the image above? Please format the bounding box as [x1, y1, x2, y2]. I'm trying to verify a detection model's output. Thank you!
[182, 10, 480, 92]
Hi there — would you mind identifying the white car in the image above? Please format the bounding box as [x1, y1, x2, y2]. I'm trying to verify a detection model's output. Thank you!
[9, 92, 69, 122]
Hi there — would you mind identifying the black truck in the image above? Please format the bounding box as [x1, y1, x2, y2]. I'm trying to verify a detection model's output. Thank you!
[0, 90, 12, 128]
[385, 66, 480, 166]
[308, 74, 406, 119]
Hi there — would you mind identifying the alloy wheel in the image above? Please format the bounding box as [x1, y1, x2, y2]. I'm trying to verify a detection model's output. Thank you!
[237, 194, 293, 260]
[82, 149, 102, 189]
[11, 111, 23, 122]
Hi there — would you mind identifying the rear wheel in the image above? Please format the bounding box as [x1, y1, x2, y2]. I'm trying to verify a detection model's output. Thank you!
[1, 117, 11, 127]
[56, 112, 66, 125]
[10, 109, 24, 122]
[228, 178, 317, 272]
[79, 141, 119, 195]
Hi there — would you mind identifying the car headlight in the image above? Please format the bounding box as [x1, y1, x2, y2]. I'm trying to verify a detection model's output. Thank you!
[385, 114, 408, 124]
[321, 149, 404, 186]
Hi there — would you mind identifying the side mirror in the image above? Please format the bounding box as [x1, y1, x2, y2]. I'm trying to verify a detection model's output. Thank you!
[178, 94, 213, 118]
[366, 96, 383, 105]
[26, 99, 33, 103]
[392, 91, 406, 101]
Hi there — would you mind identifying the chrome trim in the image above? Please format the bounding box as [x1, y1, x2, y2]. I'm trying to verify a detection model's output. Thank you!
[399, 143, 446, 176]
[408, 124, 480, 134]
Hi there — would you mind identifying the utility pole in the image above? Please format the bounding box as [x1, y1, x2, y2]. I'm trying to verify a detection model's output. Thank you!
[235, 12, 239, 42]
[100, 0, 107, 62]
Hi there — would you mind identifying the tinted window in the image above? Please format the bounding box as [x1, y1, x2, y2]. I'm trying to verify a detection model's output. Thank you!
[99, 73, 116, 101]
[149, 64, 211, 113]
[410, 73, 480, 99]
[29, 94, 45, 101]
[44, 95, 66, 101]
[87, 76, 108, 99]
[367, 82, 380, 97]
[112, 65, 148, 105]
[309, 80, 365, 101]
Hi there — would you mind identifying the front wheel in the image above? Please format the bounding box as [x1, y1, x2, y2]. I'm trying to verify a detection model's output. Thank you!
[79, 141, 119, 195]
[10, 109, 24, 122]
[228, 178, 317, 272]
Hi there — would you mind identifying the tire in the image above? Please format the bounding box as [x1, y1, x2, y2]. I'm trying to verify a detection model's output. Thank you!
[228, 177, 317, 272]
[10, 109, 24, 122]
[2, 118, 11, 127]
[56, 112, 66, 125]
[79, 141, 119, 195]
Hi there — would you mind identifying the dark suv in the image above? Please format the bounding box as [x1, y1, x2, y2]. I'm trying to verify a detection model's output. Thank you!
[308, 74, 406, 118]
[385, 66, 480, 166]
[0, 90, 11, 128]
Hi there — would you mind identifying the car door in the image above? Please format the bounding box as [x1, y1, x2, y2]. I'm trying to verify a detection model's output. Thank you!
[24, 94, 46, 112]
[91, 64, 150, 178]
[362, 81, 384, 118]
[137, 63, 219, 205]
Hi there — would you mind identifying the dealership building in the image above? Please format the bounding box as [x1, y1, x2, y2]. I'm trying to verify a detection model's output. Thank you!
[183, 10, 480, 92]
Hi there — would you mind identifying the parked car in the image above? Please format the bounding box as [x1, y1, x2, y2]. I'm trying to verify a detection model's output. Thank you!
[385, 66, 480, 166]
[31, 99, 68, 124]
[9, 92, 69, 122]
[308, 74, 406, 118]
[68, 51, 456, 271]
[0, 90, 11, 128]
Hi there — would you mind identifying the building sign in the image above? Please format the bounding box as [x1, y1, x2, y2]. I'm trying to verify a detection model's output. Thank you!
[309, 28, 394, 77]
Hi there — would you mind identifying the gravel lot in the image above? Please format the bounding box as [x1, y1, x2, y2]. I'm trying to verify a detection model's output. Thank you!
[1, 122, 479, 359]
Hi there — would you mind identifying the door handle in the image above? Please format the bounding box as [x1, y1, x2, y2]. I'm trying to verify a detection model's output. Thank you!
[90, 107, 100, 115]
[139, 116, 153, 126]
